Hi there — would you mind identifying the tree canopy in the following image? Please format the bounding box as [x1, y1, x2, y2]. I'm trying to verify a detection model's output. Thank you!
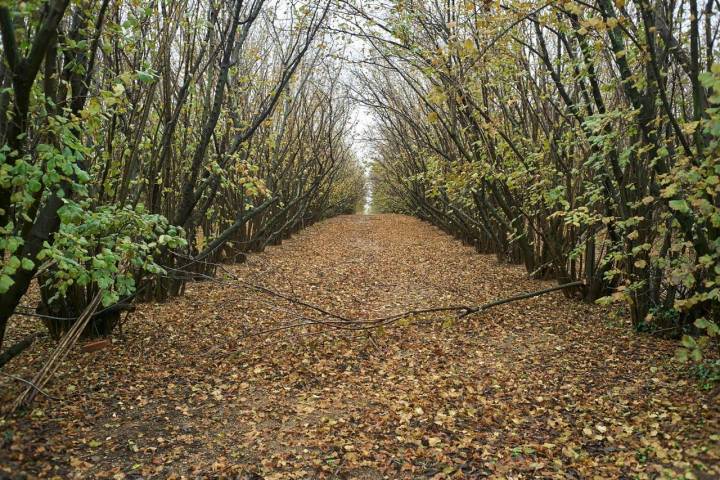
[1, 0, 720, 476]
[0, 0, 366, 355]
[361, 0, 720, 369]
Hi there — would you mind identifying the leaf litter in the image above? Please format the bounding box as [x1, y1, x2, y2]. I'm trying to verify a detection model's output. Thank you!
[1, 214, 718, 479]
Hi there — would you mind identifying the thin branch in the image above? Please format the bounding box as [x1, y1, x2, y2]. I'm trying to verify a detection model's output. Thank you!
[0, 372, 60, 401]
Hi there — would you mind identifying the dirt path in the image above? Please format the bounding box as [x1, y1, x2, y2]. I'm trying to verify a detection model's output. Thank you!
[1, 214, 718, 479]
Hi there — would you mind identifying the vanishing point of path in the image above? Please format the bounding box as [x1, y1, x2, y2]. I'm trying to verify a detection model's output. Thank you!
[2, 215, 719, 478]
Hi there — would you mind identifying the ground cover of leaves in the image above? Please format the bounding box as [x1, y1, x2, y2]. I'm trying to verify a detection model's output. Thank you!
[1, 214, 718, 479]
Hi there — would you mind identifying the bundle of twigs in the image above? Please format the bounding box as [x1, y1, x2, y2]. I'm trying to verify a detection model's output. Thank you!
[11, 292, 103, 412]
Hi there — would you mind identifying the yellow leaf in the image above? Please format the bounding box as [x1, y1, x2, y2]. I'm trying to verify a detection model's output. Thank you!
[463, 38, 475, 52]
[683, 121, 700, 135]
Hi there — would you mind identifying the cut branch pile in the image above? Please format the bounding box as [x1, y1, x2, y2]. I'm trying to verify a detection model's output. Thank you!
[11, 292, 102, 412]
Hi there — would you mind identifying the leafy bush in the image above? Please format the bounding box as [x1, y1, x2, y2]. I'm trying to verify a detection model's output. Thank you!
[38, 202, 185, 309]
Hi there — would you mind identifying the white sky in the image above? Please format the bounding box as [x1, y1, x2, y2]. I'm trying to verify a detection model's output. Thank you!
[338, 29, 376, 212]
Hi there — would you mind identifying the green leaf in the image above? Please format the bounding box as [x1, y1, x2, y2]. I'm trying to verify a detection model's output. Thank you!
[4, 256, 20, 274]
[6, 237, 20, 253]
[27, 179, 42, 193]
[21, 257, 35, 271]
[136, 69, 157, 83]
[699, 71, 715, 88]
[690, 348, 703, 362]
[75, 168, 90, 184]
[668, 199, 690, 214]
[0, 274, 14, 293]
[681, 335, 696, 349]
[101, 290, 118, 307]
[695, 318, 719, 337]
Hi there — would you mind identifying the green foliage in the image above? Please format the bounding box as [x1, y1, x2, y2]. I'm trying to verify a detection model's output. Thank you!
[38, 203, 185, 307]
[690, 359, 720, 390]
[0, 68, 184, 308]
[0, 0, 362, 345]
